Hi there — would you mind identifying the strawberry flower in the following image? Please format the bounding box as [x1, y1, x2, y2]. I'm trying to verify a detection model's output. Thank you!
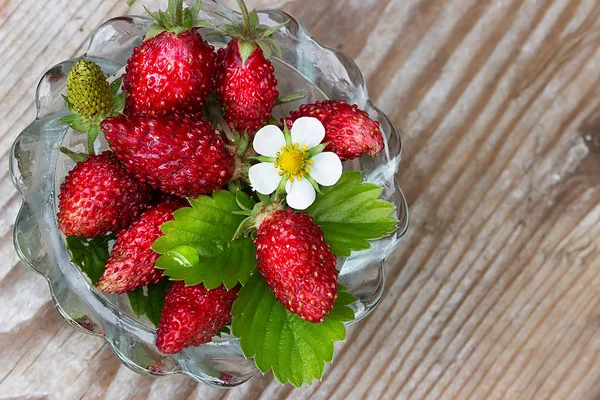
[249, 117, 343, 210]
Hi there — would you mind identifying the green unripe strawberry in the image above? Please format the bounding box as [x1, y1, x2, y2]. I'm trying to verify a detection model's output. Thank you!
[66, 60, 112, 121]
[60, 60, 124, 155]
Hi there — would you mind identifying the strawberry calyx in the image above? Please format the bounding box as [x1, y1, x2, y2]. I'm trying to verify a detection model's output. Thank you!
[232, 198, 284, 240]
[201, 92, 252, 180]
[210, 0, 288, 64]
[141, 0, 212, 40]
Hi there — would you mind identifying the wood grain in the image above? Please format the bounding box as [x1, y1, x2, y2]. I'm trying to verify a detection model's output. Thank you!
[2, 0, 600, 399]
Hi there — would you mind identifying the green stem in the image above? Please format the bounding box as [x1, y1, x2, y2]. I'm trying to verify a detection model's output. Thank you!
[276, 92, 306, 105]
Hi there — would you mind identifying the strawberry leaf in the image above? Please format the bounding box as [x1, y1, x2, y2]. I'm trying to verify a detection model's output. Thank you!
[305, 171, 398, 257]
[128, 280, 171, 327]
[128, 287, 149, 317]
[153, 191, 257, 289]
[66, 235, 113, 285]
[232, 273, 355, 387]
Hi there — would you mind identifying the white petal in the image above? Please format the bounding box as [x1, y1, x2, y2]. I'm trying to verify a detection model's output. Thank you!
[285, 178, 316, 210]
[309, 152, 343, 186]
[249, 163, 281, 195]
[291, 117, 325, 149]
[253, 125, 286, 157]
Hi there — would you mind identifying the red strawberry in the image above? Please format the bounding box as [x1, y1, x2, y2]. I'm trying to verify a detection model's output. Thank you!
[213, 0, 284, 134]
[254, 209, 338, 322]
[102, 114, 237, 198]
[97, 197, 186, 294]
[122, 2, 217, 117]
[217, 39, 279, 134]
[156, 282, 239, 354]
[57, 151, 152, 238]
[284, 100, 385, 161]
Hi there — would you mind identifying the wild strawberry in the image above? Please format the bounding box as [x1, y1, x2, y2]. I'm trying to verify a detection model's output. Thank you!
[57, 151, 152, 238]
[122, 0, 217, 117]
[156, 282, 239, 354]
[254, 208, 338, 322]
[96, 197, 186, 294]
[213, 0, 285, 134]
[216, 39, 279, 134]
[102, 114, 237, 198]
[284, 100, 385, 161]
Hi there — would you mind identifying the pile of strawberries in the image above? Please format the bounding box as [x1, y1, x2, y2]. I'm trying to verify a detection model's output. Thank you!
[58, 0, 384, 355]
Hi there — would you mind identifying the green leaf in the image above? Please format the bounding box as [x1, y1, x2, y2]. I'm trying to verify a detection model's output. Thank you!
[232, 273, 355, 387]
[70, 116, 91, 134]
[236, 0, 251, 31]
[66, 235, 113, 285]
[252, 155, 277, 163]
[191, 0, 203, 21]
[109, 78, 122, 97]
[128, 280, 171, 327]
[261, 20, 288, 39]
[305, 171, 397, 257]
[153, 191, 257, 289]
[159, 10, 174, 30]
[195, 20, 217, 29]
[305, 142, 327, 158]
[58, 146, 88, 163]
[63, 95, 75, 112]
[216, 325, 231, 337]
[183, 8, 193, 29]
[127, 0, 136, 5]
[257, 193, 271, 203]
[146, 281, 170, 326]
[144, 6, 162, 24]
[58, 113, 79, 126]
[256, 40, 272, 60]
[171, 0, 183, 26]
[238, 39, 257, 65]
[128, 287, 149, 316]
[111, 93, 125, 115]
[146, 23, 166, 40]
[263, 37, 283, 58]
[249, 9, 259, 30]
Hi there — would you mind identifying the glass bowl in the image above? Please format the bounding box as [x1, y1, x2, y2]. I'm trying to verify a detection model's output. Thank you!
[9, 1, 409, 388]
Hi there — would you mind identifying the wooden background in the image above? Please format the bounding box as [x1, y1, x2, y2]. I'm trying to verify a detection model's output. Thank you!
[2, 0, 600, 398]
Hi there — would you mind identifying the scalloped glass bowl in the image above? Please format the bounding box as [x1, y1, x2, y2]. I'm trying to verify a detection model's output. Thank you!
[10, 1, 408, 388]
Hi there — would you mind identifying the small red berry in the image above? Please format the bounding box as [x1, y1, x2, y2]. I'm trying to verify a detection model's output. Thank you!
[156, 282, 239, 354]
[97, 197, 186, 294]
[122, 30, 218, 117]
[254, 209, 338, 322]
[284, 100, 385, 161]
[217, 39, 279, 135]
[57, 151, 152, 238]
[102, 114, 236, 198]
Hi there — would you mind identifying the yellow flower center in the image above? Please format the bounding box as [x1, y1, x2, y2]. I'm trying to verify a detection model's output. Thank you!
[275, 143, 313, 182]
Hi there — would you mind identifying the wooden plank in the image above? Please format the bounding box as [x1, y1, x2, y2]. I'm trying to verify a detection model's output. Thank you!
[2, 0, 600, 399]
